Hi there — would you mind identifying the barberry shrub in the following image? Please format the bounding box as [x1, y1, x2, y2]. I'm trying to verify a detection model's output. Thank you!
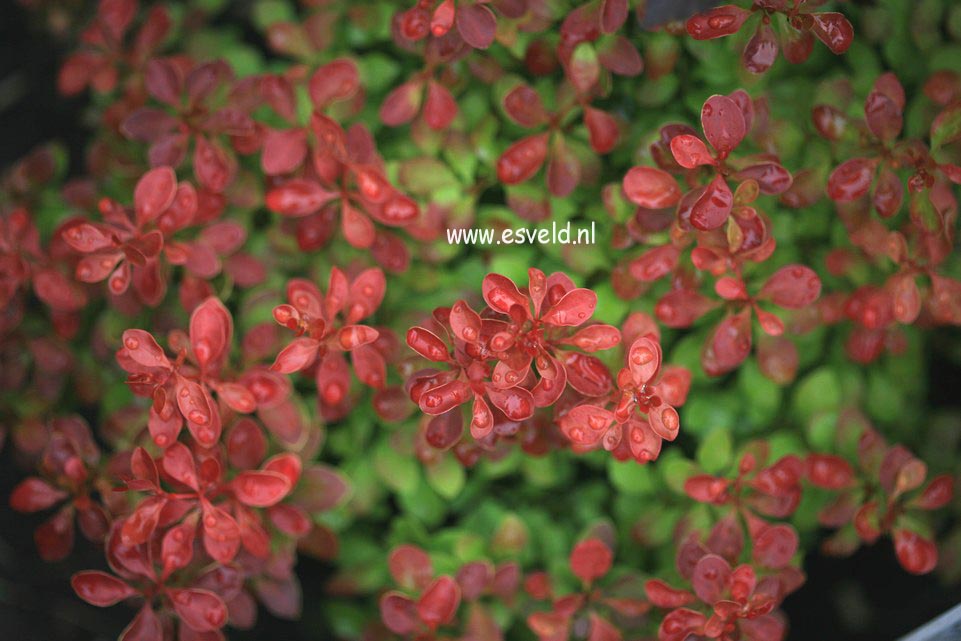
[1, 0, 960, 640]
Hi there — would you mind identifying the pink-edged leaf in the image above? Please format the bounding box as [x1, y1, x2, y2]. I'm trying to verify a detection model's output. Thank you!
[380, 80, 423, 127]
[270, 337, 320, 373]
[690, 174, 733, 230]
[417, 576, 461, 629]
[189, 296, 232, 373]
[759, 265, 821, 309]
[261, 128, 308, 176]
[134, 166, 177, 224]
[10, 477, 67, 512]
[541, 288, 596, 326]
[71, 571, 135, 607]
[232, 470, 292, 507]
[570, 539, 613, 584]
[701, 95, 746, 154]
[486, 385, 535, 421]
[308, 58, 359, 108]
[168, 588, 228, 631]
[622, 166, 681, 209]
[380, 592, 419, 634]
[670, 135, 716, 168]
[497, 134, 549, 185]
[161, 442, 199, 490]
[456, 3, 496, 49]
[686, 5, 751, 39]
[266, 179, 338, 217]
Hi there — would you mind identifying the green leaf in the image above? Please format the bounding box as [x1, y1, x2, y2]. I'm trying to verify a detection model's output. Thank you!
[426, 455, 466, 500]
[569, 43, 600, 94]
[660, 453, 697, 494]
[373, 440, 420, 495]
[792, 367, 842, 423]
[931, 103, 961, 150]
[608, 458, 656, 495]
[696, 428, 732, 474]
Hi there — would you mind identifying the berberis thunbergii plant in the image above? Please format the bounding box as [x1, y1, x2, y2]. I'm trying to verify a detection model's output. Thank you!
[2, 0, 961, 639]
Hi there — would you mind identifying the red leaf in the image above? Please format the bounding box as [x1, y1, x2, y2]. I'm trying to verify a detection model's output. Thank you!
[417, 576, 461, 629]
[584, 107, 619, 154]
[691, 553, 731, 603]
[380, 592, 419, 634]
[670, 135, 715, 168]
[570, 539, 613, 584]
[263, 452, 302, 487]
[806, 454, 854, 489]
[162, 442, 199, 490]
[419, 380, 472, 415]
[497, 134, 549, 185]
[271, 337, 321, 373]
[541, 288, 597, 326]
[233, 470, 292, 507]
[660, 608, 707, 641]
[134, 166, 177, 224]
[261, 128, 308, 175]
[120, 330, 170, 371]
[827, 157, 876, 201]
[759, 265, 821, 309]
[450, 300, 482, 343]
[201, 502, 240, 563]
[482, 273, 529, 315]
[588, 613, 622, 641]
[915, 475, 954, 511]
[622, 167, 681, 209]
[161, 521, 195, 578]
[485, 385, 534, 421]
[424, 81, 458, 130]
[71, 571, 136, 607]
[564, 325, 621, 352]
[121, 496, 166, 546]
[346, 267, 386, 323]
[628, 336, 662, 386]
[645, 579, 694, 608]
[425, 409, 464, 450]
[865, 75, 903, 142]
[752, 524, 799, 569]
[169, 588, 228, 631]
[407, 327, 449, 362]
[893, 529, 938, 575]
[266, 179, 337, 217]
[701, 95, 746, 154]
[503, 85, 548, 128]
[686, 5, 751, 40]
[338, 324, 379, 350]
[389, 544, 434, 591]
[690, 175, 733, 230]
[62, 221, 117, 253]
[685, 474, 730, 503]
[190, 296, 232, 373]
[174, 376, 220, 446]
[547, 136, 581, 197]
[193, 136, 234, 193]
[811, 13, 854, 55]
[309, 58, 359, 107]
[144, 58, 181, 106]
[560, 404, 614, 446]
[456, 3, 496, 49]
[380, 80, 423, 127]
[743, 22, 779, 74]
[120, 606, 162, 641]
[431, 0, 455, 36]
[10, 478, 67, 512]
